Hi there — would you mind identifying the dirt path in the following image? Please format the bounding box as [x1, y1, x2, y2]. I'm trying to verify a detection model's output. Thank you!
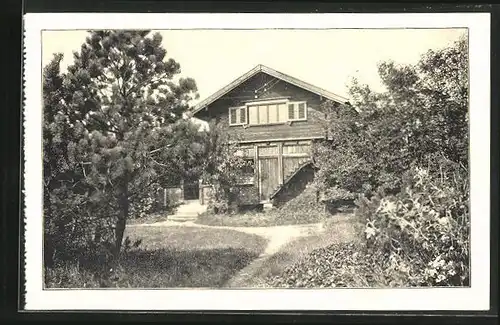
[131, 219, 324, 255]
[130, 219, 326, 287]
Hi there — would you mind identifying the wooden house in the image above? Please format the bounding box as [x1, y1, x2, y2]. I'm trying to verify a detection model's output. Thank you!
[190, 64, 350, 207]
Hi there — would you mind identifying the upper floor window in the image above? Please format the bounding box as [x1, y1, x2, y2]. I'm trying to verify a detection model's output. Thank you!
[237, 99, 307, 126]
[229, 106, 247, 126]
[288, 101, 307, 121]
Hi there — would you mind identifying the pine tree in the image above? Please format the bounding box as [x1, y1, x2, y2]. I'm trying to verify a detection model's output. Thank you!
[43, 53, 74, 265]
[58, 30, 198, 259]
[149, 119, 209, 187]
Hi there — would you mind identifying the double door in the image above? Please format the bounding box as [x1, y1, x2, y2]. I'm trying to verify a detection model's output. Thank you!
[258, 157, 280, 201]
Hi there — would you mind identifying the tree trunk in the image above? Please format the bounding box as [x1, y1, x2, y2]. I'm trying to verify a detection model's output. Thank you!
[114, 173, 129, 260]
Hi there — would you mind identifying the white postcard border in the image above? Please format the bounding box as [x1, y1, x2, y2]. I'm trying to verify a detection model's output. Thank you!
[23, 13, 491, 311]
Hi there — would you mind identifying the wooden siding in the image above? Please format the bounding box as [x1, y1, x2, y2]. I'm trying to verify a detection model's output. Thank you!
[202, 141, 314, 205]
[283, 143, 311, 155]
[283, 156, 311, 180]
[198, 72, 328, 143]
[258, 157, 280, 201]
[258, 145, 279, 156]
[236, 146, 255, 157]
[273, 164, 316, 208]
[195, 69, 324, 202]
[191, 64, 348, 116]
[233, 142, 313, 203]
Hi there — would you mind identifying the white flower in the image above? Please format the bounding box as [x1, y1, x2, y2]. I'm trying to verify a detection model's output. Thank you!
[377, 199, 397, 215]
[438, 217, 449, 225]
[415, 167, 429, 178]
[364, 226, 376, 239]
[430, 256, 446, 268]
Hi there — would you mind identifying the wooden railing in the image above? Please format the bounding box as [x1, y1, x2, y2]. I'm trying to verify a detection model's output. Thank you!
[269, 160, 313, 200]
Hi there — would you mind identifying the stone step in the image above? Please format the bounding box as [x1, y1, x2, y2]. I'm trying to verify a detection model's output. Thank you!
[263, 203, 273, 211]
[168, 215, 198, 221]
[174, 211, 200, 215]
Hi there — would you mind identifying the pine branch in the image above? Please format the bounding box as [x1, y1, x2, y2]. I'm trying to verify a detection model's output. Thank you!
[128, 178, 159, 200]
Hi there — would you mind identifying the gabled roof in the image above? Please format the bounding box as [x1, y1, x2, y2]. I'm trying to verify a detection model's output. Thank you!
[190, 64, 350, 116]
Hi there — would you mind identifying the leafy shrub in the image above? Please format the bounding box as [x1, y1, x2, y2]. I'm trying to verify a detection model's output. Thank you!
[197, 186, 330, 227]
[202, 124, 248, 214]
[273, 186, 329, 225]
[268, 158, 469, 288]
[129, 186, 161, 219]
[357, 158, 469, 286]
[267, 242, 384, 288]
[44, 181, 118, 267]
[313, 36, 469, 201]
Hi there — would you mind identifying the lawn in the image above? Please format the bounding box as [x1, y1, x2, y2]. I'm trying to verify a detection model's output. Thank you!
[195, 206, 330, 227]
[227, 213, 362, 288]
[195, 186, 351, 227]
[126, 212, 170, 225]
[195, 210, 285, 227]
[45, 225, 268, 288]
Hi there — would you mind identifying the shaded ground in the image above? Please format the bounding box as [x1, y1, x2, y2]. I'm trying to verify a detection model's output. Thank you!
[195, 186, 330, 227]
[129, 213, 358, 288]
[123, 226, 268, 288]
[130, 220, 324, 256]
[45, 226, 268, 288]
[225, 213, 359, 288]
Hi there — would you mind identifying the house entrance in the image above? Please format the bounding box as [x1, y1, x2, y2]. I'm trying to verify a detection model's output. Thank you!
[183, 180, 199, 200]
[258, 157, 280, 202]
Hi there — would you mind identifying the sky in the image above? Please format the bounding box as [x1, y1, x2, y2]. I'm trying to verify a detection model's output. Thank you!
[42, 28, 466, 104]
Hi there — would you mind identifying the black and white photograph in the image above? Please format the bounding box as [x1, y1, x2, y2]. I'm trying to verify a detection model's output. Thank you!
[23, 13, 491, 311]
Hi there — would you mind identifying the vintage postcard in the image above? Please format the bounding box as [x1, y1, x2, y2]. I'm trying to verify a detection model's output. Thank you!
[23, 12, 491, 311]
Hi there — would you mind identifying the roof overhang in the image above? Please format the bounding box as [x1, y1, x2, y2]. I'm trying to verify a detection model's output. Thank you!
[189, 64, 351, 117]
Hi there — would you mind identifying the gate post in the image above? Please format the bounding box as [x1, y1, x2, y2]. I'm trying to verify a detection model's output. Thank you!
[163, 188, 167, 208]
[199, 179, 203, 205]
[180, 178, 185, 202]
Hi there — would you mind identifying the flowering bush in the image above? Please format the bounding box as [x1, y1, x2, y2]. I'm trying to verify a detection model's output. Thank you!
[202, 124, 248, 214]
[313, 36, 468, 204]
[357, 158, 469, 286]
[129, 191, 158, 219]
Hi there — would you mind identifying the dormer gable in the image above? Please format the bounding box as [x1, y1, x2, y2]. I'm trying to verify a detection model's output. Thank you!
[189, 64, 351, 120]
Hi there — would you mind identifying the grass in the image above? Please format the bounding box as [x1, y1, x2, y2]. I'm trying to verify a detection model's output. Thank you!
[126, 203, 181, 225]
[195, 207, 329, 227]
[126, 212, 170, 225]
[45, 226, 268, 288]
[196, 210, 281, 227]
[235, 213, 362, 287]
[196, 186, 334, 227]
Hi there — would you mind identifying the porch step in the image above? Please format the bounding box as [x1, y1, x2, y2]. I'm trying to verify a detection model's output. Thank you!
[167, 214, 199, 222]
[263, 202, 273, 211]
[166, 200, 207, 222]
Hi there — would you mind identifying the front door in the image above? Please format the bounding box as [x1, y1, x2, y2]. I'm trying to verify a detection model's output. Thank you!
[183, 181, 199, 200]
[258, 158, 280, 201]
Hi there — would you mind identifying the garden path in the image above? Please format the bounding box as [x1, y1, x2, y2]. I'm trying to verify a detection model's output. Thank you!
[131, 219, 326, 287]
[132, 219, 324, 255]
